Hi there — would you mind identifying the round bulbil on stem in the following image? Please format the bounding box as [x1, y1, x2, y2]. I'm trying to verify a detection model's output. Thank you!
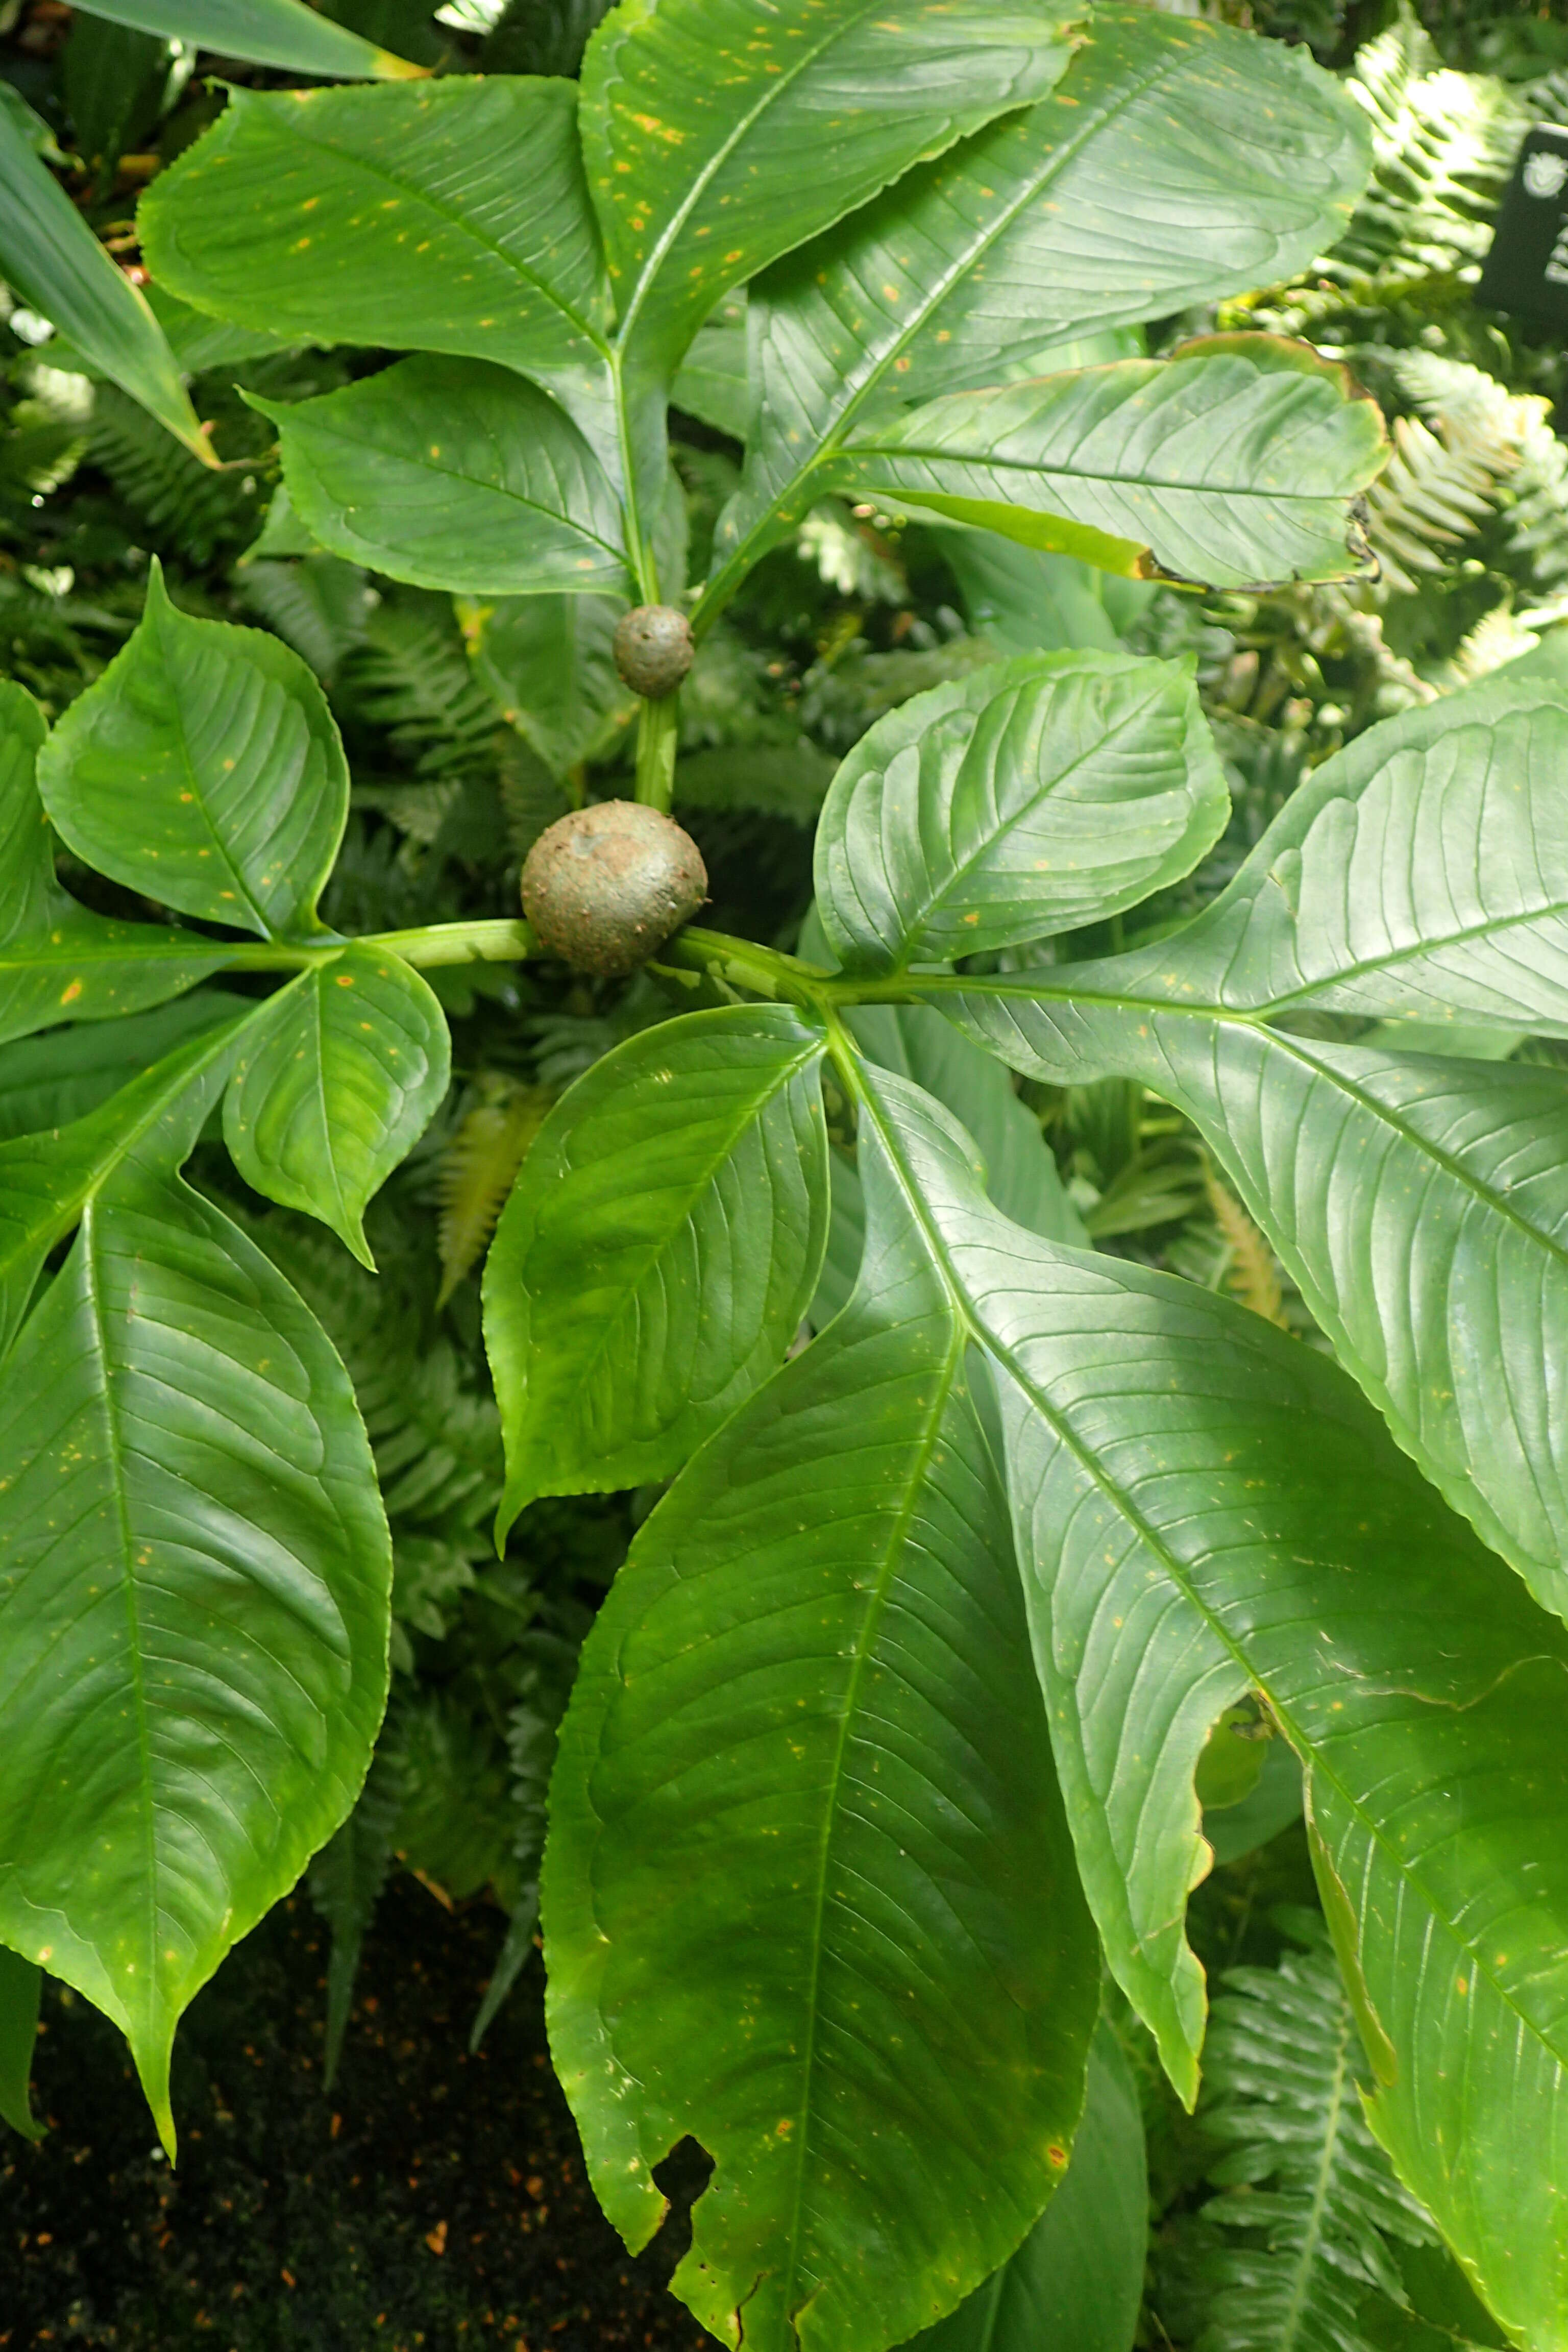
[613, 604, 694, 699]
[521, 801, 707, 978]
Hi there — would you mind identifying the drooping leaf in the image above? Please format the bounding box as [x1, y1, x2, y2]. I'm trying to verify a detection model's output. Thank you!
[0, 683, 238, 1046]
[39, 560, 349, 939]
[834, 339, 1386, 592]
[904, 2026, 1146, 2352]
[856, 1064, 1568, 2346]
[0, 1038, 392, 2150]
[76, 0, 428, 76]
[813, 651, 1229, 972]
[545, 1099, 1100, 2352]
[0, 1946, 43, 2142]
[0, 91, 209, 462]
[461, 591, 634, 780]
[223, 946, 451, 1266]
[708, 6, 1370, 607]
[252, 358, 631, 598]
[579, 0, 1083, 389]
[140, 79, 614, 443]
[485, 1006, 830, 1532]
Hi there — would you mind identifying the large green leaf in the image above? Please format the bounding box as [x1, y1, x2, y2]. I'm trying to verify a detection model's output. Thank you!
[223, 946, 450, 1265]
[140, 79, 614, 444]
[706, 6, 1370, 611]
[1083, 641, 1568, 1033]
[0, 993, 240, 1145]
[904, 2027, 1146, 2352]
[0, 681, 237, 1046]
[0, 1013, 245, 1357]
[857, 1061, 1568, 2346]
[77, 0, 427, 76]
[0, 1946, 43, 2142]
[835, 338, 1385, 592]
[485, 1005, 830, 1531]
[814, 651, 1229, 973]
[462, 591, 634, 779]
[252, 358, 631, 598]
[0, 1039, 391, 2150]
[578, 0, 1082, 387]
[0, 92, 208, 462]
[544, 1097, 1099, 2352]
[39, 561, 348, 940]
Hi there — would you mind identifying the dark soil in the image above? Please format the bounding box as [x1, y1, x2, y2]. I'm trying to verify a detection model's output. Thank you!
[0, 1881, 717, 2351]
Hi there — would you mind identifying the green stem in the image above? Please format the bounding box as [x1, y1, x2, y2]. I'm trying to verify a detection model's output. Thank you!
[227, 919, 536, 973]
[634, 693, 679, 812]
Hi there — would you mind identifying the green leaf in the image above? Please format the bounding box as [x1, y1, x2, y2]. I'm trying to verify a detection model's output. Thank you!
[307, 1743, 403, 2090]
[252, 357, 632, 598]
[942, 532, 1131, 656]
[904, 2027, 1146, 2352]
[223, 946, 451, 1266]
[579, 0, 1084, 386]
[140, 79, 613, 440]
[0, 91, 208, 462]
[39, 560, 349, 939]
[814, 651, 1229, 972]
[462, 591, 634, 780]
[544, 1094, 1099, 2351]
[64, 17, 172, 186]
[0, 1012, 246, 1359]
[76, 0, 428, 76]
[0, 992, 238, 1145]
[485, 1005, 830, 1531]
[0, 682, 238, 1048]
[1086, 641, 1568, 1033]
[0, 1037, 392, 2151]
[671, 322, 751, 441]
[708, 5, 1370, 606]
[857, 1065, 1568, 2345]
[0, 1946, 43, 2143]
[836, 339, 1386, 593]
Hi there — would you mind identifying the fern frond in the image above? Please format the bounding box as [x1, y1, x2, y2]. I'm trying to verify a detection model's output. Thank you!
[436, 1077, 552, 1306]
[85, 385, 258, 561]
[1182, 1946, 1433, 2352]
[1204, 1165, 1288, 1328]
[499, 737, 569, 857]
[336, 591, 505, 776]
[236, 554, 372, 681]
[307, 1742, 405, 2089]
[1444, 603, 1541, 687]
[1364, 413, 1499, 594]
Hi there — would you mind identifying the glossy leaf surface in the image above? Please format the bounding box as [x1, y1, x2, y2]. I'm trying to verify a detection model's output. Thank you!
[580, 0, 1082, 384]
[39, 562, 348, 939]
[545, 1104, 1099, 2352]
[905, 2028, 1145, 2352]
[712, 7, 1369, 598]
[1088, 640, 1568, 1032]
[76, 0, 426, 76]
[0, 1946, 43, 2142]
[837, 340, 1385, 592]
[0, 1041, 391, 2149]
[141, 80, 611, 421]
[0, 94, 207, 461]
[486, 1007, 830, 1532]
[861, 1066, 1568, 2345]
[0, 681, 236, 1045]
[254, 358, 631, 598]
[815, 651, 1228, 972]
[224, 947, 450, 1266]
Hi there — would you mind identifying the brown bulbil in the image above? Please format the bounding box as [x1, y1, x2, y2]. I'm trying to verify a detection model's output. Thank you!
[521, 801, 707, 978]
[612, 604, 694, 699]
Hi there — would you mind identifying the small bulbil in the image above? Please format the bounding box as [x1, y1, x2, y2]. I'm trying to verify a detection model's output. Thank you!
[521, 801, 707, 978]
[612, 604, 694, 699]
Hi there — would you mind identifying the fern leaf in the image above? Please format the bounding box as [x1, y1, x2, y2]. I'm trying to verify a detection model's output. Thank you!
[336, 591, 505, 776]
[307, 1743, 405, 2090]
[1183, 1946, 1434, 2352]
[236, 554, 372, 681]
[1204, 1165, 1288, 1328]
[436, 1077, 552, 1305]
[85, 384, 258, 561]
[499, 736, 569, 858]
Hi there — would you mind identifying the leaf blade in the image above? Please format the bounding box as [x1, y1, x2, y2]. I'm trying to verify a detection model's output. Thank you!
[484, 1004, 830, 1529]
[76, 0, 427, 77]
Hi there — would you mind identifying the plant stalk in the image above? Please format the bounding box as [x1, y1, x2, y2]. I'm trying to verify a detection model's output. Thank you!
[633, 694, 679, 812]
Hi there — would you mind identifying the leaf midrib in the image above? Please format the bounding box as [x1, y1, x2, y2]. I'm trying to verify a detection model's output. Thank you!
[849, 432, 1339, 505]
[857, 1071, 1568, 2093]
[776, 1316, 967, 2332]
[1232, 886, 1568, 1014]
